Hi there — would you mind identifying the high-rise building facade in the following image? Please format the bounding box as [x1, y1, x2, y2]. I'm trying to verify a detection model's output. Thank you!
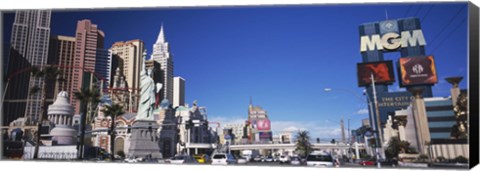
[247, 102, 272, 143]
[173, 77, 185, 107]
[70, 19, 107, 115]
[3, 10, 51, 125]
[224, 123, 246, 144]
[48, 35, 76, 98]
[151, 25, 173, 104]
[109, 40, 144, 111]
[3, 43, 10, 76]
[95, 48, 111, 90]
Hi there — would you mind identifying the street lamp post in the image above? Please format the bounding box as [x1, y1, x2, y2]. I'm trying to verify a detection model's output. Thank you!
[370, 73, 385, 168]
[323, 88, 365, 158]
[324, 86, 382, 168]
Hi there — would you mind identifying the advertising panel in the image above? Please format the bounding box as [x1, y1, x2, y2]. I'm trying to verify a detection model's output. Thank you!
[357, 61, 395, 86]
[256, 119, 271, 131]
[259, 132, 272, 140]
[399, 56, 438, 86]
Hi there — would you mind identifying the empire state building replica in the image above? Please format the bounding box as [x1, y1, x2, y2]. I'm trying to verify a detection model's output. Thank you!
[151, 25, 173, 104]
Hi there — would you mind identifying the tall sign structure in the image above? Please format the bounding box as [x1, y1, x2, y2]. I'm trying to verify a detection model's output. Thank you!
[357, 18, 436, 147]
[151, 25, 173, 104]
[3, 10, 51, 125]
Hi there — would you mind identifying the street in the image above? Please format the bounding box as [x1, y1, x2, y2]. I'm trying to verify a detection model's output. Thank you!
[115, 160, 469, 170]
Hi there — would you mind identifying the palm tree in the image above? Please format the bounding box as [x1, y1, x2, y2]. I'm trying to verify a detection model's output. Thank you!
[451, 92, 468, 139]
[385, 137, 413, 159]
[30, 65, 62, 159]
[294, 130, 313, 158]
[74, 87, 101, 159]
[101, 103, 125, 161]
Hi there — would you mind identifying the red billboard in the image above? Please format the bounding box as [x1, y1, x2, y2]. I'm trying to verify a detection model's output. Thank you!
[256, 119, 271, 131]
[357, 61, 395, 86]
[399, 56, 438, 86]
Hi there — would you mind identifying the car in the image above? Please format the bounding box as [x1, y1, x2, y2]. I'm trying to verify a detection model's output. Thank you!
[237, 157, 248, 164]
[193, 154, 210, 164]
[170, 155, 198, 164]
[273, 156, 280, 162]
[279, 155, 290, 164]
[306, 151, 334, 167]
[253, 156, 263, 162]
[157, 159, 167, 163]
[359, 160, 376, 166]
[290, 157, 302, 165]
[124, 157, 137, 163]
[211, 153, 236, 165]
[263, 156, 274, 162]
[242, 154, 252, 162]
[135, 157, 144, 162]
[379, 158, 398, 166]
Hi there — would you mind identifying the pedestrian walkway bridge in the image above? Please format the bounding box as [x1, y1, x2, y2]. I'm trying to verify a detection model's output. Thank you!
[229, 143, 365, 151]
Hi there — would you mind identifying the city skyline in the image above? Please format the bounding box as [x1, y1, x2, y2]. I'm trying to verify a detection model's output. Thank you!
[2, 2, 469, 139]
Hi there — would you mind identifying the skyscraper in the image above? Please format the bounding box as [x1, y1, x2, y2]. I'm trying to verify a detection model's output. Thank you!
[247, 100, 272, 143]
[48, 35, 76, 98]
[3, 10, 51, 125]
[151, 25, 173, 104]
[70, 19, 107, 115]
[3, 43, 10, 77]
[173, 76, 185, 107]
[95, 49, 111, 90]
[109, 40, 144, 111]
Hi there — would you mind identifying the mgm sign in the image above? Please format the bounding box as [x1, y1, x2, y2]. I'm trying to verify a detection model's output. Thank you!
[357, 18, 436, 128]
[360, 29, 426, 52]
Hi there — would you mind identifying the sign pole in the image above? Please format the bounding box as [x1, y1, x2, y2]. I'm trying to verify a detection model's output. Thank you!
[371, 73, 382, 168]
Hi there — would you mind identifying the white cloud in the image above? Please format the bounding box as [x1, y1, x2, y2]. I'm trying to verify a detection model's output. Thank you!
[268, 120, 342, 140]
[356, 108, 369, 115]
[209, 116, 245, 128]
[208, 116, 344, 141]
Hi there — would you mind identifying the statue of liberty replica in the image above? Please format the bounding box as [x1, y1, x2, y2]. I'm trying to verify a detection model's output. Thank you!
[128, 50, 163, 159]
[136, 51, 162, 120]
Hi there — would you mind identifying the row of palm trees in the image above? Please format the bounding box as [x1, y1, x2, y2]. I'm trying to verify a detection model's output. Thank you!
[27, 65, 125, 160]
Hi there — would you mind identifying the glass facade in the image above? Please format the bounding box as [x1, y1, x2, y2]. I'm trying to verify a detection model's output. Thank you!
[3, 10, 51, 125]
[425, 98, 456, 140]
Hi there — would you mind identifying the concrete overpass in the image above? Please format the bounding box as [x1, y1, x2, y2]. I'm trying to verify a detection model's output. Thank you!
[230, 143, 365, 150]
[228, 143, 366, 156]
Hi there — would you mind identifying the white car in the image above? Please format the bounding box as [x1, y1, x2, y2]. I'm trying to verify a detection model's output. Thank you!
[242, 155, 251, 162]
[306, 151, 334, 167]
[290, 157, 302, 165]
[279, 155, 290, 164]
[124, 157, 137, 163]
[170, 155, 198, 164]
[237, 157, 248, 164]
[135, 157, 144, 162]
[211, 153, 236, 165]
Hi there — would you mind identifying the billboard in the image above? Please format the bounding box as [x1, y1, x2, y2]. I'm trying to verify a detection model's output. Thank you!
[259, 132, 272, 140]
[256, 119, 271, 131]
[357, 61, 395, 86]
[399, 56, 438, 86]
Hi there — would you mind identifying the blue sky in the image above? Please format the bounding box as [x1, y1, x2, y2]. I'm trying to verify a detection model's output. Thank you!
[2, 2, 469, 139]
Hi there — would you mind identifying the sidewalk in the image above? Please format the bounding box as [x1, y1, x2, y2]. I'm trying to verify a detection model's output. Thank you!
[430, 163, 469, 168]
